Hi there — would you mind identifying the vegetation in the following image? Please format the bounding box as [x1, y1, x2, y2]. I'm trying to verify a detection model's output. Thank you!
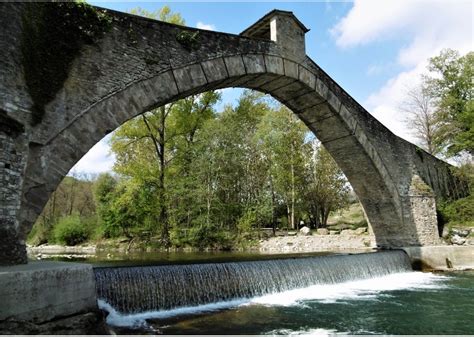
[327, 203, 368, 231]
[403, 49, 473, 158]
[402, 49, 473, 229]
[53, 215, 91, 246]
[27, 5, 351, 249]
[29, 91, 351, 249]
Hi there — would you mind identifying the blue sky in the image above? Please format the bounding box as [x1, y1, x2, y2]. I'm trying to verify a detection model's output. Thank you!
[72, 0, 473, 174]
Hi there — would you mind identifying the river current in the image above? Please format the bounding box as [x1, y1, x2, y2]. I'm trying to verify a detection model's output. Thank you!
[91, 251, 474, 335]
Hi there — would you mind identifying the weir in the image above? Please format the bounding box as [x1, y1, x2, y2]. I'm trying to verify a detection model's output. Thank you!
[94, 251, 412, 314]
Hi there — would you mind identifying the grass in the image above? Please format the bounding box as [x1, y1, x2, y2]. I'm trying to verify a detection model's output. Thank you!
[327, 202, 368, 231]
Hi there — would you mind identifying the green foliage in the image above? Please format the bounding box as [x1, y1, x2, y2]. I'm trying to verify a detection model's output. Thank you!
[29, 174, 97, 245]
[93, 173, 120, 238]
[130, 6, 185, 25]
[27, 221, 50, 246]
[53, 215, 90, 246]
[439, 195, 474, 228]
[176, 31, 200, 51]
[438, 163, 474, 228]
[301, 144, 350, 228]
[21, 2, 111, 125]
[424, 49, 474, 156]
[187, 223, 234, 251]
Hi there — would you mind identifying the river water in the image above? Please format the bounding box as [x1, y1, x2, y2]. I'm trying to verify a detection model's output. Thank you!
[88, 250, 474, 335]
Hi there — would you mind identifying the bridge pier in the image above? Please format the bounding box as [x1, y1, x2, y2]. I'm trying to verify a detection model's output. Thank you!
[403, 175, 441, 246]
[0, 126, 29, 265]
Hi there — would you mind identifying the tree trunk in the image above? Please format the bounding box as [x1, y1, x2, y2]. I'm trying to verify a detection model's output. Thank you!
[290, 152, 295, 230]
[158, 107, 170, 247]
[270, 175, 276, 236]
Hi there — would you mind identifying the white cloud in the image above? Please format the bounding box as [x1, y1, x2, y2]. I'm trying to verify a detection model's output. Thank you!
[69, 135, 115, 175]
[332, 0, 473, 140]
[196, 21, 216, 31]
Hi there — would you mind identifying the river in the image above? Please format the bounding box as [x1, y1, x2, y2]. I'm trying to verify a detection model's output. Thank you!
[53, 250, 474, 335]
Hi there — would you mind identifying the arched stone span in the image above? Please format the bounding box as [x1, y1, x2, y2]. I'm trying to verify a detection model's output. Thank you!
[0, 4, 464, 264]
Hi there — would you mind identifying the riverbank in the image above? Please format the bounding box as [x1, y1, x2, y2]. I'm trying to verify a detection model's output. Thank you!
[23, 240, 474, 270]
[259, 233, 374, 253]
[27, 228, 375, 260]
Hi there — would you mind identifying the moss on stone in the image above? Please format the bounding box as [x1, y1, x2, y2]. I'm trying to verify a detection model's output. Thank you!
[409, 175, 433, 194]
[176, 31, 200, 51]
[21, 2, 112, 126]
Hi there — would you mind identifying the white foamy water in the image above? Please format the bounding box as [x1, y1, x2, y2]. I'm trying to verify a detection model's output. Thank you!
[267, 328, 344, 336]
[98, 298, 249, 327]
[98, 271, 449, 328]
[249, 271, 448, 306]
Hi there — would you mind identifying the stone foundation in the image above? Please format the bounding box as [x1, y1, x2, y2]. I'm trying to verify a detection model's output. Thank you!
[0, 310, 109, 335]
[0, 261, 101, 334]
[403, 245, 474, 271]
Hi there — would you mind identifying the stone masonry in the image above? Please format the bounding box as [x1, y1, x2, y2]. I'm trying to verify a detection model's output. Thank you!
[0, 4, 467, 264]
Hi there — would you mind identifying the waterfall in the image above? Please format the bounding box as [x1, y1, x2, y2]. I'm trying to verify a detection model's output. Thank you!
[94, 251, 411, 314]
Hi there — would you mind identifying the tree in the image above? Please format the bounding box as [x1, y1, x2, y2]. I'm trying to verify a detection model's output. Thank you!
[109, 6, 187, 247]
[130, 6, 185, 25]
[302, 141, 350, 228]
[93, 172, 118, 237]
[401, 85, 445, 156]
[256, 104, 309, 229]
[425, 49, 473, 156]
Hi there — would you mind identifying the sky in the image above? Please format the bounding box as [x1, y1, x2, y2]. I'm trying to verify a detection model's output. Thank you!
[71, 0, 473, 174]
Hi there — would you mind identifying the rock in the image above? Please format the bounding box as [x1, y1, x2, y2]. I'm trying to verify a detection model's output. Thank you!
[354, 227, 367, 235]
[442, 226, 450, 238]
[287, 231, 297, 236]
[450, 234, 466, 245]
[299, 226, 311, 236]
[316, 228, 329, 235]
[466, 238, 474, 246]
[451, 228, 470, 237]
[329, 230, 338, 235]
[340, 229, 356, 236]
[0, 311, 109, 335]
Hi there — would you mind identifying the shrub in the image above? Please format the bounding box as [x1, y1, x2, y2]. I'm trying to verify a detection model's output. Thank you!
[188, 221, 234, 250]
[438, 194, 474, 228]
[53, 215, 90, 246]
[27, 221, 51, 246]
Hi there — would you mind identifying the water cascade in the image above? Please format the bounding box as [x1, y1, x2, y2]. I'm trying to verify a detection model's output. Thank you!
[94, 251, 412, 314]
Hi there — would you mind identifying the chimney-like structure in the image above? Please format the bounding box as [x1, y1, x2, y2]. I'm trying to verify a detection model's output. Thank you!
[241, 9, 309, 63]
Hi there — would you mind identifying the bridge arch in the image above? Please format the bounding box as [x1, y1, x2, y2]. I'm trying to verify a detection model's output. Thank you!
[22, 51, 411, 249]
[1, 4, 460, 264]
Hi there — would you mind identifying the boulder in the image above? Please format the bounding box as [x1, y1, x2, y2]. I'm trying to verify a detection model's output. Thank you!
[442, 226, 450, 238]
[450, 234, 466, 245]
[329, 230, 338, 235]
[340, 229, 356, 236]
[451, 228, 470, 237]
[299, 226, 311, 236]
[316, 228, 329, 235]
[354, 227, 367, 235]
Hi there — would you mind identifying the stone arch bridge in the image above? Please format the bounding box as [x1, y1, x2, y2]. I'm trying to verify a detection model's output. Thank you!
[0, 3, 464, 265]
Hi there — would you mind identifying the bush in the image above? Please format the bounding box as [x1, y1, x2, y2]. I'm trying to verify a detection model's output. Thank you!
[27, 221, 51, 246]
[188, 221, 234, 250]
[53, 215, 90, 246]
[438, 194, 474, 228]
[438, 164, 474, 228]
